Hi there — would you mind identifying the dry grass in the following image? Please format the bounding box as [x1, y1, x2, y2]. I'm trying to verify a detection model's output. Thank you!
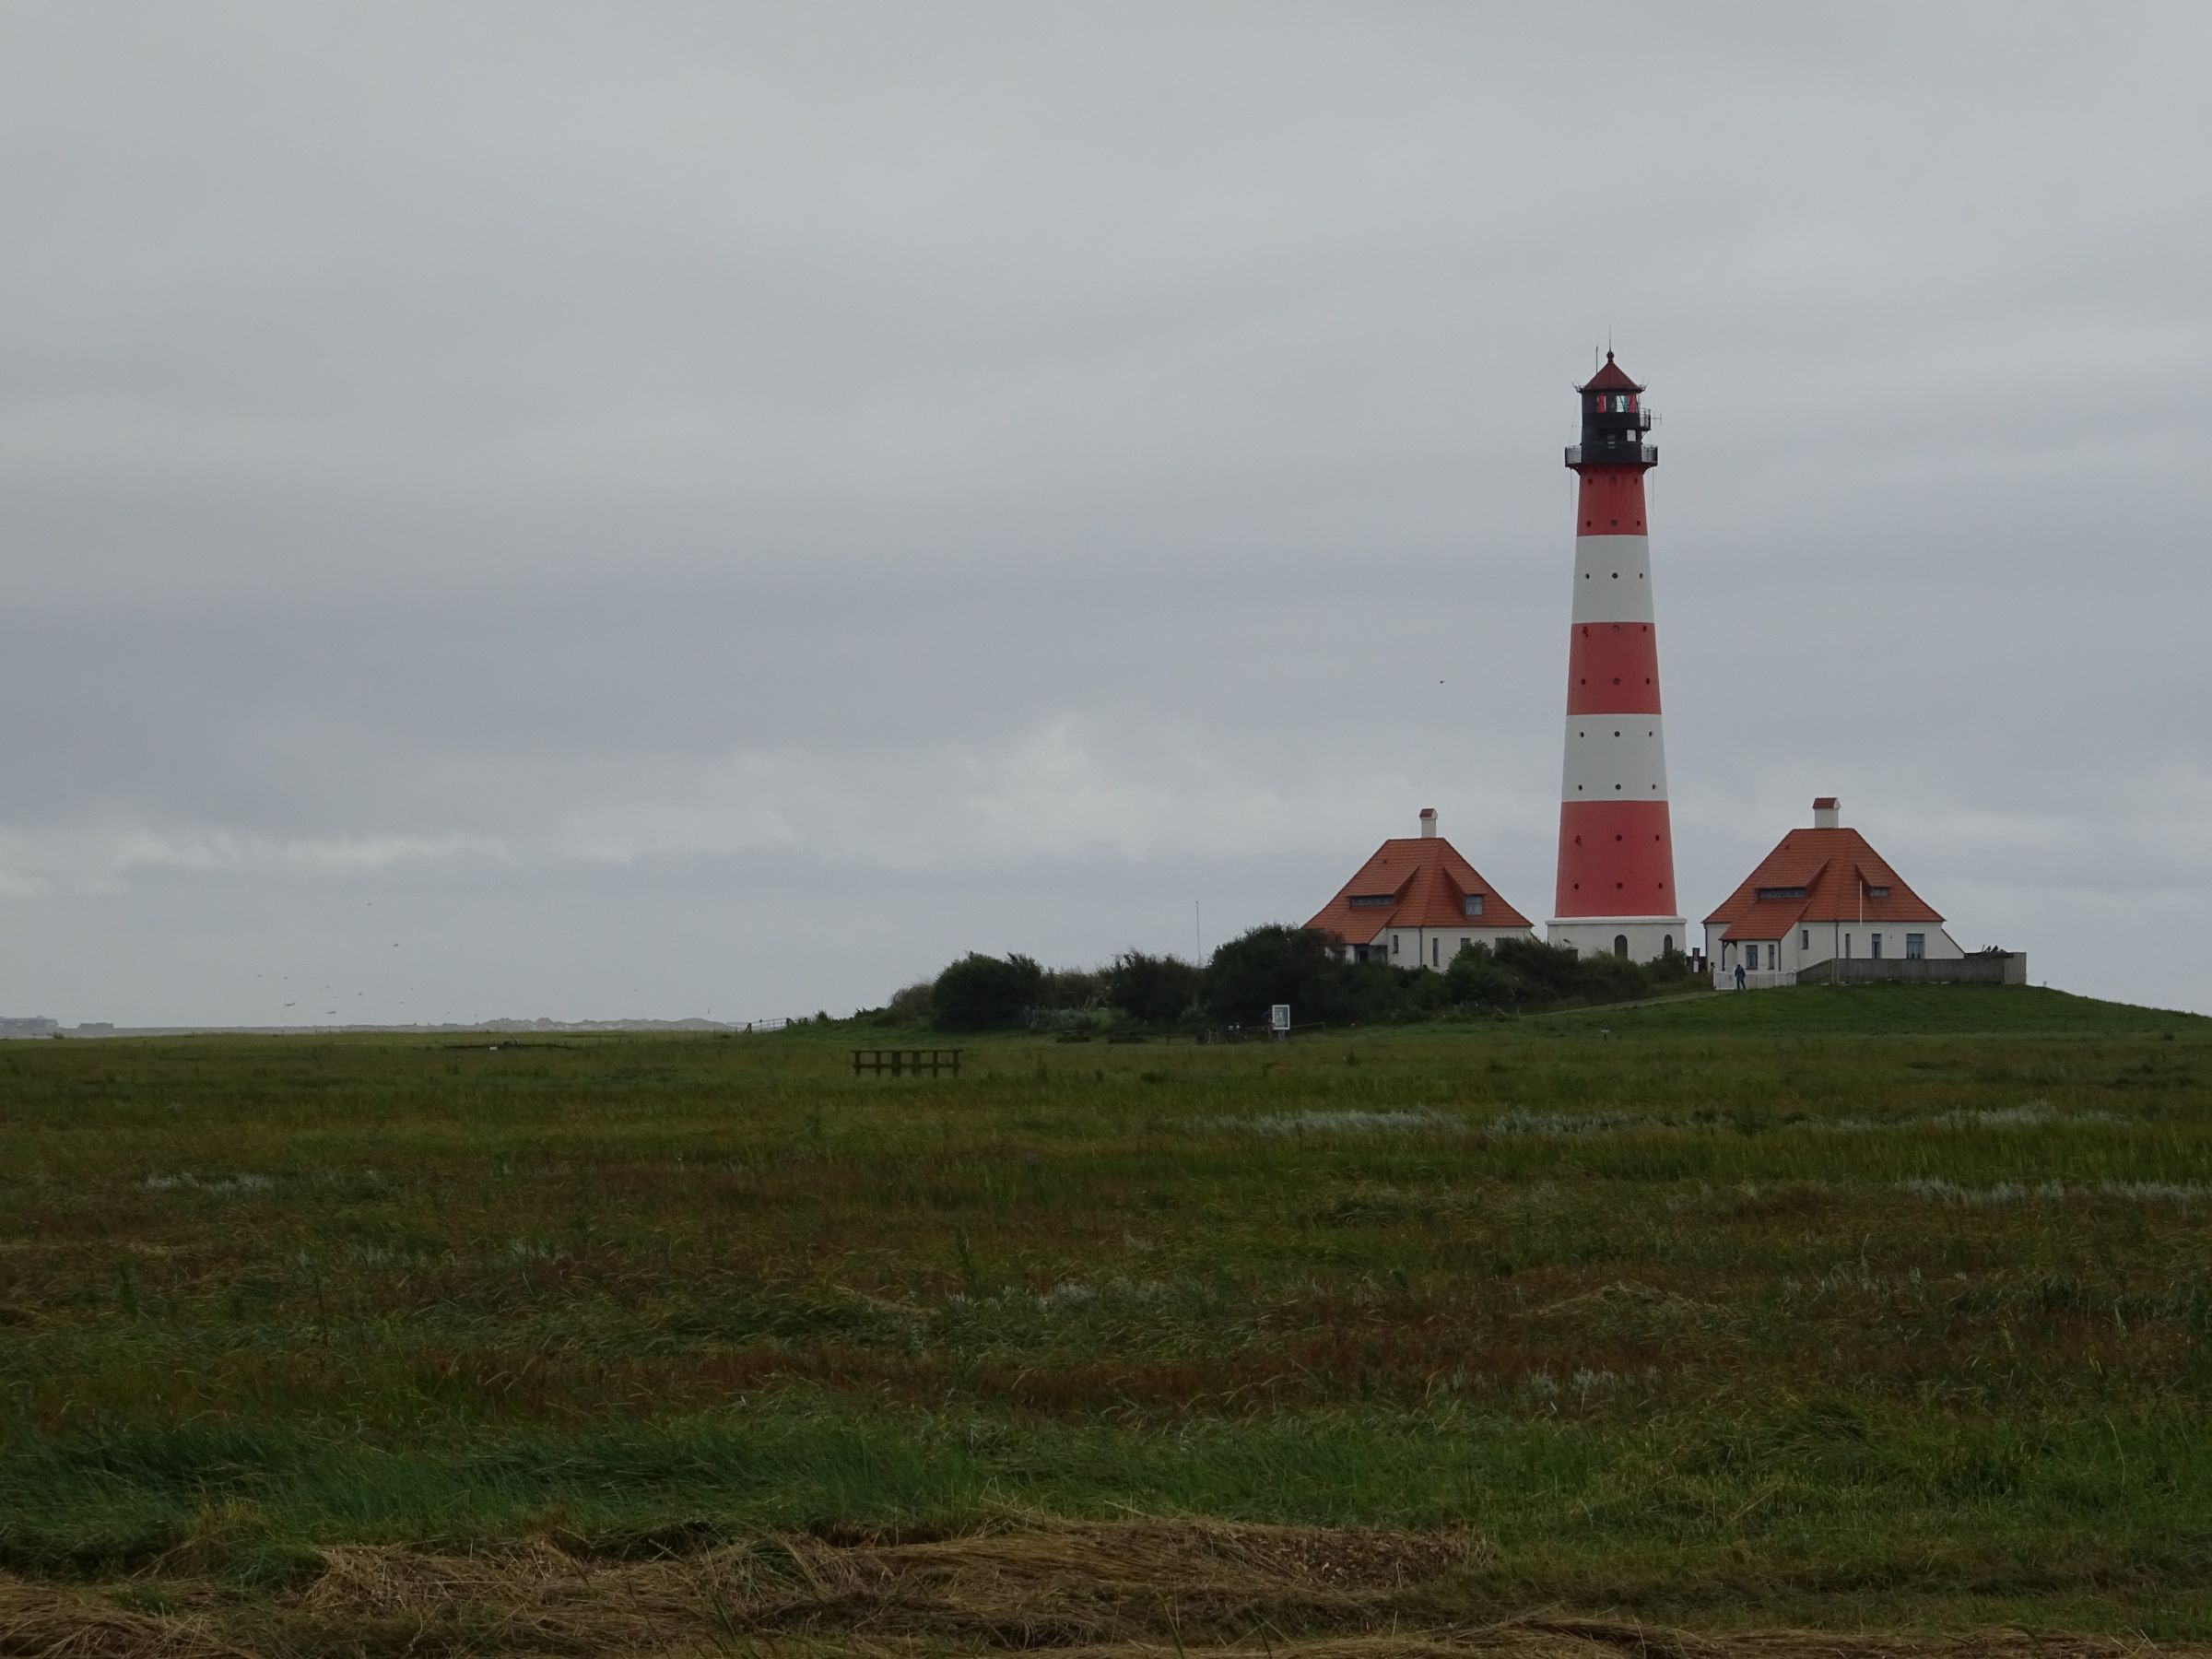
[4, 1518, 2199, 1658]
[0, 1577, 248, 1658]
[294, 1516, 1486, 1650]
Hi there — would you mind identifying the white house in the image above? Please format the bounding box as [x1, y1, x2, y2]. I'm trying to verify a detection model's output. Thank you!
[1306, 808, 1539, 971]
[1703, 796, 1964, 985]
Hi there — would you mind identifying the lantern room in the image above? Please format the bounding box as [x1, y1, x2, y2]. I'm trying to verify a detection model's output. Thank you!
[1566, 352, 1656, 469]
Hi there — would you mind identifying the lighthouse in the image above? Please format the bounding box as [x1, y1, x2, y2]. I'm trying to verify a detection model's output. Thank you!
[1547, 351, 1687, 963]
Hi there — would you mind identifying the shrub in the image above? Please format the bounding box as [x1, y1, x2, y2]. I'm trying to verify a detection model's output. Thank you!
[1492, 936, 1590, 1001]
[1104, 951, 1203, 1026]
[1037, 966, 1109, 1011]
[906, 925, 1702, 1034]
[1204, 925, 1349, 1025]
[932, 953, 1046, 1031]
[884, 980, 935, 1026]
[1023, 1006, 1100, 1034]
[1444, 941, 1521, 1006]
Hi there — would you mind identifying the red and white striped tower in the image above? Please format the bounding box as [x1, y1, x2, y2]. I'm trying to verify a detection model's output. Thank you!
[1547, 351, 1686, 963]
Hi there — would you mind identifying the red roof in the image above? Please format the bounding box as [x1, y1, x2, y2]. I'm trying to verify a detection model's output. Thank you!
[1579, 351, 1642, 394]
[1306, 835, 1534, 944]
[1702, 825, 1945, 941]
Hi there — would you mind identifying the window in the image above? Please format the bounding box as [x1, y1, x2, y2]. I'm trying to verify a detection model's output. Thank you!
[1768, 944, 1778, 970]
[1613, 934, 1629, 958]
[1756, 886, 1807, 900]
[1906, 933, 1926, 959]
[1871, 933, 1883, 959]
[1431, 938, 1439, 967]
[1844, 934, 1853, 959]
[1391, 934, 1400, 956]
[1464, 893, 1484, 917]
[1348, 894, 1392, 909]
[1663, 935, 1673, 956]
[1800, 929, 1809, 952]
[1865, 886, 1890, 899]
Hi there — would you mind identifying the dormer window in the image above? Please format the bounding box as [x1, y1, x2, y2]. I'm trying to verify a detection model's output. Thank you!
[1755, 886, 1807, 900]
[1865, 886, 1890, 899]
[1348, 894, 1393, 910]
[1463, 893, 1484, 917]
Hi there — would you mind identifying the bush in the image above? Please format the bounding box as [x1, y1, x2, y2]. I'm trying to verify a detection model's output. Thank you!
[1204, 925, 1349, 1026]
[1022, 1006, 1100, 1034]
[1104, 951, 1203, 1026]
[1559, 947, 1641, 1006]
[883, 981, 935, 1026]
[932, 953, 1045, 1031]
[908, 925, 1702, 1035]
[1492, 936, 1591, 1001]
[1444, 942, 1523, 1007]
[1344, 960, 1455, 1024]
[1037, 966, 1108, 1012]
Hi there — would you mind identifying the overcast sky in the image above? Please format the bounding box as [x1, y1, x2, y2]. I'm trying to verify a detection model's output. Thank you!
[4, 3, 2208, 1026]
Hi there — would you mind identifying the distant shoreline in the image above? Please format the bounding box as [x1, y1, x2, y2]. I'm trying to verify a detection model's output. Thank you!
[2, 1018, 751, 1040]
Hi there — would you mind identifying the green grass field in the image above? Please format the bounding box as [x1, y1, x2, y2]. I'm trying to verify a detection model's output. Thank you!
[4, 983, 2210, 1654]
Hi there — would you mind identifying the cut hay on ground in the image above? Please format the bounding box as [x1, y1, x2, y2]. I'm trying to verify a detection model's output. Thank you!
[3, 1523, 2201, 1658]
[297, 1516, 1487, 1649]
[0, 1577, 247, 1659]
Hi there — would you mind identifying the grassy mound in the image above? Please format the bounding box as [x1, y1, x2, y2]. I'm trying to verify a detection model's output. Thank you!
[1543, 981, 2209, 1036]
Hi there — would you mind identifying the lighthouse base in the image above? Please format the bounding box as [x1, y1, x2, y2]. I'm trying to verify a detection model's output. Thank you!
[1546, 916, 1688, 966]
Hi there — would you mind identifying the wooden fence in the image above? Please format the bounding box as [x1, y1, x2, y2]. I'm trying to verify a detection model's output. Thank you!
[852, 1048, 963, 1077]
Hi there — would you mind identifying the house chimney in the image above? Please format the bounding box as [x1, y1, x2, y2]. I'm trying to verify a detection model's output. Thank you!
[1813, 796, 1840, 830]
[1418, 807, 1438, 839]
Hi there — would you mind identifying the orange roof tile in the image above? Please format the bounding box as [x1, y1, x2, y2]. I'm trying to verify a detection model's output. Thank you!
[1305, 836, 1535, 944]
[1702, 825, 1945, 940]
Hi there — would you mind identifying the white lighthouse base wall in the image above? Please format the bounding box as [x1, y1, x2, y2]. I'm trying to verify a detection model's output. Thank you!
[1546, 917, 1688, 965]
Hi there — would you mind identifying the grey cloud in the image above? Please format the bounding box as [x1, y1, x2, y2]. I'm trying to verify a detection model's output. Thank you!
[2, 4, 2208, 1023]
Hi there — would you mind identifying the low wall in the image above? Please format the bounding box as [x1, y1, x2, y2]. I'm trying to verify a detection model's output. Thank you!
[1796, 953, 2027, 987]
[1713, 970, 1797, 991]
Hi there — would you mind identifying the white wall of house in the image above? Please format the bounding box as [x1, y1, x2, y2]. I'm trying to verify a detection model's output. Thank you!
[1705, 921, 1964, 975]
[1338, 925, 1536, 971]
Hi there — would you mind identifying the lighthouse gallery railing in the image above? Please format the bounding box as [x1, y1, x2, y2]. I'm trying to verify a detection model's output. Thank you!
[1564, 442, 1659, 466]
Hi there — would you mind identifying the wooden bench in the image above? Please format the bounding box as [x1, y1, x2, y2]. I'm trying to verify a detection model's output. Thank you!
[852, 1048, 962, 1077]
